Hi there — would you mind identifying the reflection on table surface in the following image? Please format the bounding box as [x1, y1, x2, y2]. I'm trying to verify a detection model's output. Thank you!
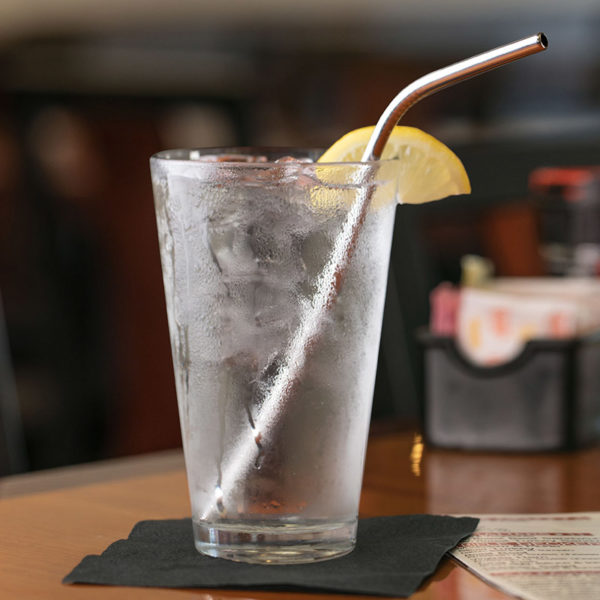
[361, 430, 600, 517]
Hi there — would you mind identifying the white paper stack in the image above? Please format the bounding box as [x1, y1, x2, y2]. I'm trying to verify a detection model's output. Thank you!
[456, 278, 600, 366]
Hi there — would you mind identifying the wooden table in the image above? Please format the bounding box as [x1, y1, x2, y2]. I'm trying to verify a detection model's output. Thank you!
[2, 429, 599, 599]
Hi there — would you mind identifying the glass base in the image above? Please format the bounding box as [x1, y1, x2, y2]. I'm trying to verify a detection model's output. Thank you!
[193, 518, 356, 564]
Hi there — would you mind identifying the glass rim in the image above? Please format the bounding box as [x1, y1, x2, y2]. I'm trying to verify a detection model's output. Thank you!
[150, 146, 400, 167]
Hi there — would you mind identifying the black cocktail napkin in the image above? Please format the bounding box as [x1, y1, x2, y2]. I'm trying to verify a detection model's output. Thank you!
[64, 515, 478, 597]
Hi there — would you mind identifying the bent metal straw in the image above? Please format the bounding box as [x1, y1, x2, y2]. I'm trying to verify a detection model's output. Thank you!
[362, 33, 548, 161]
[203, 33, 548, 519]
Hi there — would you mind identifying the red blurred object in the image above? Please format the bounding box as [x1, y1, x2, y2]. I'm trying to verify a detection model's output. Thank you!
[528, 166, 600, 204]
[429, 282, 460, 336]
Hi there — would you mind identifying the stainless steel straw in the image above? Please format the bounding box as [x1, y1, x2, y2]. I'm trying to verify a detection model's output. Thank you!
[203, 33, 548, 519]
[363, 32, 548, 161]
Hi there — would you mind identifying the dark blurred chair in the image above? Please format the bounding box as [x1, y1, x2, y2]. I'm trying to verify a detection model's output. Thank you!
[0, 296, 27, 476]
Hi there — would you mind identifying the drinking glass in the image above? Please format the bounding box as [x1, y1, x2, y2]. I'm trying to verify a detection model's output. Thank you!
[150, 148, 398, 563]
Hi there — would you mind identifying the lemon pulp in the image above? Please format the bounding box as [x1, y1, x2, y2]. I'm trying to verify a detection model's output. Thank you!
[317, 125, 470, 205]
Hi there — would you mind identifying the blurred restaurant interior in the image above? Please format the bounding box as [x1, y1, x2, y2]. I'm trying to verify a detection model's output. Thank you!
[2, 0, 600, 475]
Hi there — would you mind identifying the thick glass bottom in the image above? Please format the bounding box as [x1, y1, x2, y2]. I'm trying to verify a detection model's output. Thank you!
[193, 518, 356, 564]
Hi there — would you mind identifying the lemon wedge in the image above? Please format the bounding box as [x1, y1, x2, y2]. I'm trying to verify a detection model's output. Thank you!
[318, 125, 470, 204]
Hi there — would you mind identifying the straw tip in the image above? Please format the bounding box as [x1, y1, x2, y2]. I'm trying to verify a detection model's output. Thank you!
[538, 32, 549, 49]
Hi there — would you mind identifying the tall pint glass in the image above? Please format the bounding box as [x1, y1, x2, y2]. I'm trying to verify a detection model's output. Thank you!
[150, 148, 398, 564]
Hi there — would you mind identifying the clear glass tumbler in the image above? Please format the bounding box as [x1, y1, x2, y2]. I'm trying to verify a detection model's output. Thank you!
[150, 148, 398, 564]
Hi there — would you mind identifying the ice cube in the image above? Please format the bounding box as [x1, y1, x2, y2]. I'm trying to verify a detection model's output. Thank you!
[274, 156, 313, 164]
[191, 152, 268, 163]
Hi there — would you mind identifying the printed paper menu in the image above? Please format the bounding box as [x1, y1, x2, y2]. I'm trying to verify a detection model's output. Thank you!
[450, 513, 600, 600]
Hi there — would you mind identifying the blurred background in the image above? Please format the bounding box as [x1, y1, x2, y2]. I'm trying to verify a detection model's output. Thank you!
[2, 0, 600, 474]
